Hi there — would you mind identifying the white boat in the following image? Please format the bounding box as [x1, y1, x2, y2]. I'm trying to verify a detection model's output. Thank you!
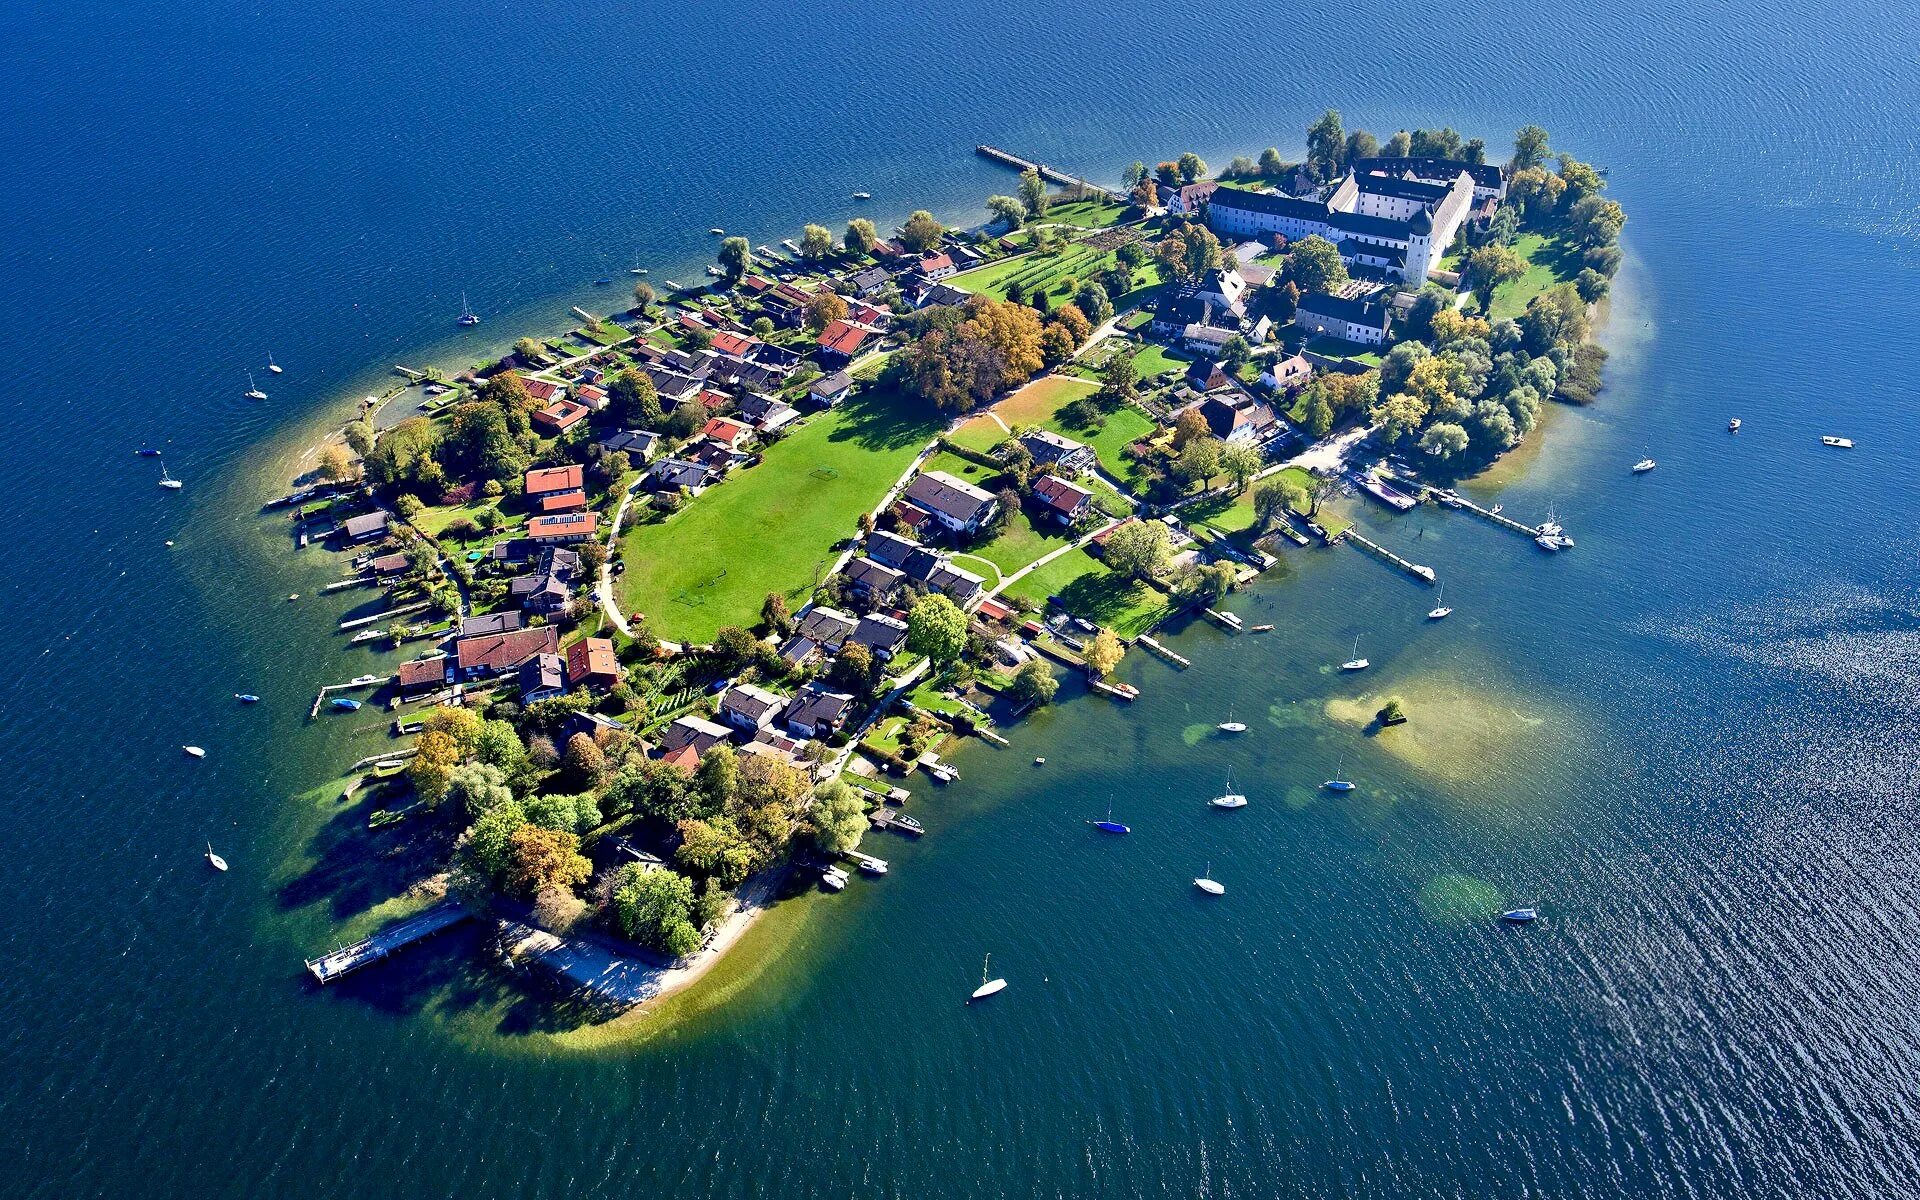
[1537, 508, 1563, 537]
[853, 191, 872, 200]
[244, 370, 268, 401]
[1210, 773, 1248, 809]
[1033, 757, 1046, 765]
[1632, 458, 1656, 473]
[1322, 756, 1354, 792]
[266, 353, 282, 374]
[705, 265, 725, 277]
[1340, 635, 1369, 671]
[969, 954, 1007, 1002]
[182, 745, 206, 758]
[1489, 504, 1503, 516]
[820, 867, 848, 891]
[205, 842, 228, 872]
[457, 291, 481, 327]
[348, 673, 381, 687]
[1194, 863, 1225, 895]
[350, 628, 385, 643]
[1217, 709, 1247, 734]
[1727, 418, 1741, 432]
[1822, 435, 1853, 448]
[1535, 533, 1573, 551]
[287, 593, 300, 601]
[708, 227, 725, 235]
[158, 465, 182, 490]
[1427, 584, 1452, 620]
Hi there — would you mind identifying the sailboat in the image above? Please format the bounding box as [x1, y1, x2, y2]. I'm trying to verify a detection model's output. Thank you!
[234, 693, 260, 704]
[969, 954, 1007, 1002]
[158, 464, 182, 490]
[1088, 804, 1130, 834]
[1210, 771, 1248, 809]
[1500, 908, 1538, 924]
[244, 371, 268, 401]
[1427, 585, 1452, 621]
[1322, 756, 1354, 792]
[1341, 635, 1369, 671]
[457, 291, 481, 327]
[266, 352, 283, 374]
[205, 843, 228, 872]
[182, 745, 206, 758]
[1194, 863, 1225, 895]
[1217, 708, 1247, 734]
[1632, 457, 1656, 473]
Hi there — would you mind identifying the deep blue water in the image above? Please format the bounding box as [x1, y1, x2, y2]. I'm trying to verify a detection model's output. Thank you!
[5, 0, 1920, 1196]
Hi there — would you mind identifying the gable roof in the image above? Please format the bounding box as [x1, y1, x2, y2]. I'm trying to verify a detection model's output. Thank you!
[852, 611, 909, 652]
[1295, 291, 1391, 331]
[519, 651, 566, 696]
[795, 605, 859, 648]
[1033, 474, 1094, 513]
[527, 511, 599, 539]
[817, 320, 873, 356]
[903, 470, 996, 523]
[455, 625, 560, 674]
[785, 685, 854, 730]
[1353, 156, 1503, 191]
[460, 610, 525, 639]
[566, 636, 619, 683]
[709, 330, 758, 358]
[1019, 428, 1088, 464]
[525, 464, 584, 495]
[719, 682, 785, 723]
[701, 417, 752, 446]
[863, 529, 921, 569]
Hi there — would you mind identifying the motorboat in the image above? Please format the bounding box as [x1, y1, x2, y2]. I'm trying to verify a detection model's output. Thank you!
[708, 227, 725, 235]
[820, 867, 848, 891]
[969, 954, 1007, 1002]
[244, 371, 268, 401]
[234, 693, 260, 704]
[457, 291, 481, 327]
[1488, 503, 1502, 515]
[705, 265, 725, 277]
[206, 843, 228, 872]
[1033, 757, 1046, 766]
[1427, 585, 1452, 621]
[1632, 458, 1656, 473]
[1727, 418, 1741, 432]
[1340, 635, 1369, 671]
[183, 745, 206, 758]
[1194, 864, 1225, 896]
[1500, 908, 1538, 924]
[137, 446, 162, 457]
[592, 277, 612, 285]
[348, 674, 381, 687]
[1822, 436, 1853, 448]
[287, 594, 300, 601]
[1249, 623, 1274, 633]
[330, 697, 362, 711]
[1535, 533, 1574, 551]
[853, 191, 872, 200]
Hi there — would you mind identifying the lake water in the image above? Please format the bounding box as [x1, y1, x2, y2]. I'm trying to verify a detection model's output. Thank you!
[6, 0, 1920, 1195]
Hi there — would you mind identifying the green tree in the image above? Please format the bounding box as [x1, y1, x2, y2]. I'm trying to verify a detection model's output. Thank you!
[1567, 194, 1626, 248]
[613, 864, 701, 956]
[1176, 436, 1222, 489]
[1383, 131, 1412, 157]
[1574, 268, 1610, 304]
[808, 779, 868, 855]
[1220, 442, 1263, 492]
[1122, 161, 1147, 188]
[1018, 167, 1049, 219]
[1306, 108, 1345, 175]
[1345, 129, 1380, 164]
[1074, 280, 1112, 324]
[632, 280, 656, 311]
[462, 799, 528, 885]
[906, 593, 968, 663]
[828, 640, 877, 696]
[1258, 147, 1286, 176]
[1512, 125, 1551, 171]
[985, 194, 1025, 230]
[1176, 152, 1207, 184]
[675, 815, 760, 888]
[760, 591, 792, 637]
[1556, 155, 1605, 207]
[1221, 334, 1252, 374]
[845, 218, 879, 256]
[900, 210, 944, 253]
[1417, 422, 1471, 459]
[1099, 353, 1140, 404]
[1010, 658, 1058, 707]
[1285, 235, 1348, 294]
[1101, 519, 1171, 580]
[717, 236, 752, 283]
[343, 419, 375, 457]
[806, 291, 849, 332]
[800, 223, 834, 261]
[1466, 243, 1526, 313]
[1253, 477, 1308, 528]
[448, 761, 514, 820]
[751, 316, 776, 340]
[513, 337, 545, 362]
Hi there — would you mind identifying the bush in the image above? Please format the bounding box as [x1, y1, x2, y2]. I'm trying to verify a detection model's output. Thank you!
[1376, 698, 1407, 726]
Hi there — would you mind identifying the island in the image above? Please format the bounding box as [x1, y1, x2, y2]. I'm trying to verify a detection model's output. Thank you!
[279, 113, 1625, 1018]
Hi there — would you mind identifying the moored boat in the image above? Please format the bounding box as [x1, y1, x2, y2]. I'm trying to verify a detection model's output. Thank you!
[205, 843, 228, 872]
[183, 745, 206, 758]
[1340, 635, 1369, 671]
[330, 697, 362, 711]
[1632, 457, 1656, 473]
[1500, 908, 1538, 924]
[1822, 435, 1853, 448]
[1089, 804, 1130, 834]
[234, 693, 260, 704]
[969, 954, 1007, 1002]
[1194, 864, 1225, 895]
[1727, 418, 1741, 431]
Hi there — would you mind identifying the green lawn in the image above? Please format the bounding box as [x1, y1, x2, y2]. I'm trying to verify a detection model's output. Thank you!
[949, 415, 1010, 455]
[1043, 198, 1129, 228]
[617, 388, 940, 642]
[948, 552, 1005, 591]
[973, 509, 1072, 577]
[1303, 336, 1384, 367]
[1184, 489, 1258, 537]
[923, 449, 1000, 486]
[1130, 342, 1191, 381]
[1005, 546, 1170, 637]
[414, 495, 518, 540]
[1444, 231, 1585, 323]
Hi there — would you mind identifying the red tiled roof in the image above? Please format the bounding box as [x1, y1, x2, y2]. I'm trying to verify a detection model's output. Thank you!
[522, 377, 562, 401]
[918, 253, 953, 273]
[661, 744, 701, 774]
[1033, 474, 1093, 513]
[455, 626, 559, 674]
[817, 320, 872, 356]
[538, 490, 587, 513]
[528, 511, 598, 540]
[697, 388, 732, 411]
[710, 330, 758, 358]
[566, 636, 619, 686]
[533, 399, 589, 432]
[525, 464, 584, 495]
[701, 417, 751, 446]
[976, 597, 1012, 621]
[397, 657, 449, 689]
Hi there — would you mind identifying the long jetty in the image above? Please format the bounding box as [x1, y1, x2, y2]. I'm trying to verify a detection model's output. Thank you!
[1137, 635, 1190, 668]
[305, 900, 470, 984]
[1430, 488, 1548, 538]
[975, 145, 1119, 201]
[1336, 528, 1436, 584]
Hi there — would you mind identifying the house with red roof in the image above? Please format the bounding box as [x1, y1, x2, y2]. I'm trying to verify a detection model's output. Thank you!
[816, 320, 873, 365]
[709, 330, 758, 359]
[522, 377, 563, 403]
[537, 490, 587, 514]
[454, 625, 560, 681]
[527, 511, 598, 545]
[701, 417, 753, 451]
[533, 398, 590, 435]
[525, 464, 584, 498]
[566, 636, 621, 692]
[916, 252, 956, 280]
[1033, 474, 1095, 525]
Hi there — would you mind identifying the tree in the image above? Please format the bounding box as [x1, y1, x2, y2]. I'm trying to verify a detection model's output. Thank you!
[1052, 303, 1092, 345]
[1556, 155, 1605, 207]
[318, 443, 357, 483]
[1567, 194, 1626, 248]
[906, 594, 967, 663]
[1345, 129, 1380, 164]
[1074, 280, 1112, 324]
[1220, 443, 1263, 493]
[1226, 155, 1256, 178]
[1383, 130, 1412, 157]
[828, 640, 877, 695]
[1130, 176, 1159, 209]
[900, 210, 943, 253]
[1512, 125, 1551, 172]
[985, 194, 1025, 230]
[561, 732, 608, 791]
[1409, 127, 1463, 159]
[1102, 520, 1170, 580]
[1506, 166, 1566, 222]
[613, 864, 701, 956]
[717, 236, 752, 283]
[1466, 243, 1526, 313]
[1253, 477, 1307, 528]
[1417, 422, 1471, 459]
[462, 799, 527, 884]
[1285, 235, 1348, 295]
[1173, 406, 1212, 449]
[751, 316, 776, 340]
[1258, 147, 1286, 176]
[632, 280, 656, 311]
[1099, 353, 1140, 405]
[513, 337, 546, 362]
[1306, 108, 1345, 175]
[1122, 161, 1147, 188]
[1176, 152, 1207, 184]
[1176, 436, 1222, 489]
[448, 761, 514, 820]
[799, 223, 834, 261]
[503, 825, 590, 898]
[808, 779, 868, 855]
[675, 816, 759, 888]
[1574, 268, 1610, 304]
[845, 218, 879, 256]
[1221, 334, 1252, 374]
[806, 291, 849, 332]
[1083, 628, 1124, 679]
[344, 419, 375, 457]
[760, 591, 792, 637]
[1018, 167, 1049, 219]
[409, 729, 463, 806]
[1010, 658, 1058, 707]
[1039, 322, 1075, 366]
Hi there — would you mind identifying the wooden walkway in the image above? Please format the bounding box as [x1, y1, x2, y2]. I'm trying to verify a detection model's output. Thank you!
[974, 145, 1120, 201]
[1336, 528, 1436, 584]
[305, 900, 471, 984]
[1430, 488, 1548, 538]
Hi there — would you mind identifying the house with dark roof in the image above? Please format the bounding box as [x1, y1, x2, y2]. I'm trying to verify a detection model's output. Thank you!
[783, 685, 855, 740]
[454, 625, 560, 680]
[341, 511, 389, 543]
[1197, 391, 1282, 446]
[846, 556, 906, 604]
[795, 606, 859, 650]
[1205, 168, 1475, 287]
[911, 281, 971, 309]
[809, 371, 852, 408]
[646, 457, 719, 494]
[566, 636, 620, 692]
[1294, 292, 1392, 346]
[659, 715, 731, 758]
[863, 529, 921, 570]
[599, 429, 661, 461]
[368, 551, 411, 577]
[901, 470, 998, 536]
[397, 655, 451, 696]
[511, 546, 580, 615]
[850, 266, 892, 297]
[459, 610, 525, 640]
[518, 652, 567, 703]
[925, 560, 986, 610]
[1033, 474, 1095, 525]
[736, 393, 799, 433]
[851, 612, 909, 659]
[717, 683, 785, 733]
[1019, 428, 1095, 473]
[1352, 156, 1506, 201]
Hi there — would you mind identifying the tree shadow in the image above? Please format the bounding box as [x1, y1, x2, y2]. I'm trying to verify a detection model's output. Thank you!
[823, 386, 944, 453]
[275, 791, 456, 923]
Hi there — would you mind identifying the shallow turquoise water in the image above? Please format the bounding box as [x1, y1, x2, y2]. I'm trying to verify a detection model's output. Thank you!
[5, 0, 1920, 1195]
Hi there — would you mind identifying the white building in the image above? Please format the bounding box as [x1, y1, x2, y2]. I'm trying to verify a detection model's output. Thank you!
[1205, 166, 1478, 287]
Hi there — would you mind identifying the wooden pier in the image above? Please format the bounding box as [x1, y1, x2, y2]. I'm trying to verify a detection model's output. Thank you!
[1137, 635, 1191, 668]
[1203, 608, 1244, 632]
[974, 145, 1120, 201]
[843, 850, 890, 874]
[869, 808, 925, 837]
[1091, 680, 1140, 702]
[1337, 529, 1436, 584]
[339, 601, 428, 631]
[305, 900, 470, 984]
[309, 675, 392, 718]
[1430, 488, 1547, 538]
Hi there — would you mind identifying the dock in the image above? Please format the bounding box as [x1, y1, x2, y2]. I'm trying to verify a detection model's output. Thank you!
[974, 145, 1120, 201]
[1091, 680, 1140, 702]
[309, 675, 392, 718]
[1137, 635, 1191, 668]
[322, 575, 376, 593]
[977, 728, 1010, 748]
[1203, 608, 1244, 632]
[1336, 528, 1436, 584]
[1355, 473, 1419, 512]
[1430, 488, 1549, 538]
[843, 850, 890, 874]
[869, 808, 924, 837]
[304, 900, 470, 984]
[339, 601, 428, 631]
